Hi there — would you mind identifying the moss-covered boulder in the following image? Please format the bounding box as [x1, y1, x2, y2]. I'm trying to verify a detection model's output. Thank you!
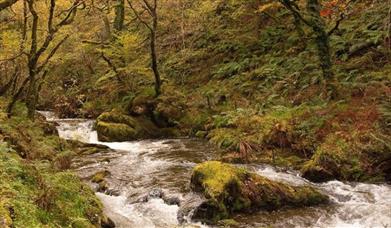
[96, 111, 180, 142]
[190, 161, 328, 223]
[96, 111, 159, 142]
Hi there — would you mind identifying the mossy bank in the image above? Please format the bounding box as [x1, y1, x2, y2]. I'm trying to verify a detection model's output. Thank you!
[0, 99, 111, 227]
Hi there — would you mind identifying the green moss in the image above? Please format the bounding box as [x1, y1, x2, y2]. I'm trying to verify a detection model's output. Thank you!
[191, 161, 328, 223]
[96, 121, 137, 142]
[97, 111, 138, 128]
[91, 170, 110, 183]
[0, 151, 103, 227]
[0, 102, 105, 227]
[301, 134, 364, 182]
[218, 219, 239, 227]
[192, 161, 247, 198]
[195, 131, 208, 138]
[0, 200, 12, 227]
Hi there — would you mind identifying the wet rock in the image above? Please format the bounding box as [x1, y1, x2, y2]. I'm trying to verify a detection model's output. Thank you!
[96, 111, 172, 142]
[91, 170, 111, 183]
[106, 188, 121, 196]
[177, 193, 206, 224]
[163, 196, 181, 206]
[190, 161, 329, 223]
[101, 216, 116, 228]
[148, 188, 165, 199]
[97, 180, 109, 193]
[136, 188, 165, 203]
[191, 201, 226, 223]
[301, 165, 335, 183]
[137, 188, 181, 206]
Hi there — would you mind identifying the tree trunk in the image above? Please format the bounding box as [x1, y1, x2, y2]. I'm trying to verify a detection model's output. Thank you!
[150, 13, 161, 96]
[114, 0, 125, 31]
[7, 77, 30, 117]
[306, 0, 333, 81]
[26, 69, 37, 119]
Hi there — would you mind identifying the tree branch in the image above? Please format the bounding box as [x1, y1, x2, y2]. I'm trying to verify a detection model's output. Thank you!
[0, 0, 18, 11]
[36, 35, 70, 74]
[127, 0, 152, 31]
[327, 13, 344, 36]
[27, 0, 38, 57]
[278, 0, 311, 27]
[101, 53, 124, 83]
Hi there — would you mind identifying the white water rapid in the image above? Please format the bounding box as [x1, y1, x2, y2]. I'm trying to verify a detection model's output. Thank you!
[39, 111, 391, 228]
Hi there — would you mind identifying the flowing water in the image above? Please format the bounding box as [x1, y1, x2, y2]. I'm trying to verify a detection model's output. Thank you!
[40, 112, 391, 228]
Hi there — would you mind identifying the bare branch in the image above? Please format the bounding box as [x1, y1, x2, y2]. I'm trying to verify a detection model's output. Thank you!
[328, 13, 344, 36]
[127, 0, 152, 31]
[0, 0, 18, 11]
[37, 35, 70, 74]
[278, 0, 311, 27]
[27, 0, 38, 57]
[101, 53, 124, 83]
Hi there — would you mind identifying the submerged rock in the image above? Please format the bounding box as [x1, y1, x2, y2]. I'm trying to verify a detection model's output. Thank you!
[136, 188, 181, 206]
[190, 161, 328, 223]
[101, 216, 116, 228]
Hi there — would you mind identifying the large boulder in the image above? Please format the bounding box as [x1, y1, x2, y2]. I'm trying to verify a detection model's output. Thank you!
[190, 161, 328, 223]
[96, 111, 178, 142]
[96, 111, 156, 142]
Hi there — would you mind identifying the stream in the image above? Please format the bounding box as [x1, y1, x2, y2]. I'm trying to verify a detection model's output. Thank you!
[40, 112, 391, 228]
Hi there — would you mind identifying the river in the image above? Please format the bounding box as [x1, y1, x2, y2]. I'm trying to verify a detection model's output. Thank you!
[39, 112, 391, 228]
